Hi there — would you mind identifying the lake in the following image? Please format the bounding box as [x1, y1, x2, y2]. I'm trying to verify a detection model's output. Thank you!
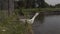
[32, 11, 60, 34]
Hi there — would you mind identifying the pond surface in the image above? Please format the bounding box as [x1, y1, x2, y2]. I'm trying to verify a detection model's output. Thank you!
[32, 12, 60, 34]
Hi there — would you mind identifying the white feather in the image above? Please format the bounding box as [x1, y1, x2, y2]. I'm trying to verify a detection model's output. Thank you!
[20, 12, 39, 24]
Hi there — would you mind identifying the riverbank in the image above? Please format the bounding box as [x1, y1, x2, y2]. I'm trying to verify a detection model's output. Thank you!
[20, 8, 60, 12]
[0, 11, 34, 34]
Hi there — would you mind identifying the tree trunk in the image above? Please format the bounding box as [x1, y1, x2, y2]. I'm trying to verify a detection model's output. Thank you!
[8, 0, 14, 16]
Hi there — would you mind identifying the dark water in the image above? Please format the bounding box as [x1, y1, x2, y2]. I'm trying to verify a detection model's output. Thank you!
[32, 12, 60, 34]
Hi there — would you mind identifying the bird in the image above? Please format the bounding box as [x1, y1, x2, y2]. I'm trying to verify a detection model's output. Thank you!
[19, 12, 39, 24]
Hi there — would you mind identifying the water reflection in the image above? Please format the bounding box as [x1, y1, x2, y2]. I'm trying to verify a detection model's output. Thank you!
[36, 12, 45, 24]
[32, 11, 60, 34]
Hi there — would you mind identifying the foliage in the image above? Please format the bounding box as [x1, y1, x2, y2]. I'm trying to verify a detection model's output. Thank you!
[14, 0, 49, 8]
[55, 4, 60, 8]
[0, 10, 33, 34]
[20, 8, 60, 12]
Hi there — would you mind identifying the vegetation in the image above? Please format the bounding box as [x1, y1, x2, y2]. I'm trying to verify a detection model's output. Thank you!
[0, 11, 33, 34]
[0, 0, 60, 34]
[55, 4, 60, 8]
[14, 0, 49, 8]
[19, 8, 60, 12]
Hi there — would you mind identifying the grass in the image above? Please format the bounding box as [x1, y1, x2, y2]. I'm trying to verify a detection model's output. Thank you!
[21, 8, 60, 12]
[0, 10, 33, 34]
[15, 8, 60, 17]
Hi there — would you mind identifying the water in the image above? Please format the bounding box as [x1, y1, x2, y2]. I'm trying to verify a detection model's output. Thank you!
[32, 12, 60, 34]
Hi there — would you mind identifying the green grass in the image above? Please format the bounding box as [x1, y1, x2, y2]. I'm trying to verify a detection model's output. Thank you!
[15, 8, 60, 18]
[15, 8, 60, 17]
[21, 8, 60, 12]
[0, 10, 33, 34]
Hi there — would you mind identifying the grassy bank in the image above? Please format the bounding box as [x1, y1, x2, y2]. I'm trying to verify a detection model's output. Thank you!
[18, 8, 60, 12]
[15, 8, 60, 18]
[0, 11, 33, 34]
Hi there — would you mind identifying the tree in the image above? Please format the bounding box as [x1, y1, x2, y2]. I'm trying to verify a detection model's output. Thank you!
[1, 0, 8, 10]
[55, 4, 60, 8]
[8, 0, 14, 16]
[15, 0, 49, 8]
[37, 0, 49, 8]
[0, 0, 14, 16]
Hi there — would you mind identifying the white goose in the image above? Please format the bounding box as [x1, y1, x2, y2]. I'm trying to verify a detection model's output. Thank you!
[20, 12, 39, 24]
